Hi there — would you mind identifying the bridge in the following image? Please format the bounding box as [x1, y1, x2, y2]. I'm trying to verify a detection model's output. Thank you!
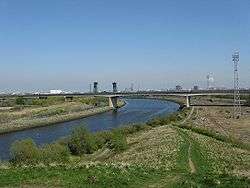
[99, 92, 244, 109]
[2, 90, 248, 109]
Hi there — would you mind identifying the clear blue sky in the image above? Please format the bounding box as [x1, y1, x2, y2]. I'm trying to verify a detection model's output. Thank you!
[0, 0, 249, 92]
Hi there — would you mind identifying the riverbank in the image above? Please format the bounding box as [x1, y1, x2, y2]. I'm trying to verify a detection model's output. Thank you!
[0, 96, 125, 134]
[0, 97, 249, 187]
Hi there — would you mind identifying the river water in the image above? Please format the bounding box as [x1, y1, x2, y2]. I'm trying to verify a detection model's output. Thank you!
[0, 98, 180, 160]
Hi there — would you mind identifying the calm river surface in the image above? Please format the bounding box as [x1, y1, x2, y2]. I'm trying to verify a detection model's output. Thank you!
[0, 98, 180, 160]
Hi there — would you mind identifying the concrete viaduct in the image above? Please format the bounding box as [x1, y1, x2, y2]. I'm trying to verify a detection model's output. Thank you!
[101, 92, 240, 109]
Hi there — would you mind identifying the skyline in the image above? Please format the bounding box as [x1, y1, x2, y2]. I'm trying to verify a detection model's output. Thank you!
[0, 0, 250, 92]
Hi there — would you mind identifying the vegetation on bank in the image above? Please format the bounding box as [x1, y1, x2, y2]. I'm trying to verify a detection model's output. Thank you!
[10, 139, 70, 165]
[213, 94, 250, 106]
[172, 122, 250, 151]
[1, 96, 109, 108]
[8, 104, 249, 166]
[2, 113, 250, 187]
[0, 96, 125, 134]
[6, 107, 187, 166]
[0, 97, 249, 187]
[0, 165, 249, 188]
[10, 126, 128, 165]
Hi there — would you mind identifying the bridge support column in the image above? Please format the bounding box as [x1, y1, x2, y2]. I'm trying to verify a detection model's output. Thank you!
[109, 96, 118, 109]
[186, 95, 191, 108]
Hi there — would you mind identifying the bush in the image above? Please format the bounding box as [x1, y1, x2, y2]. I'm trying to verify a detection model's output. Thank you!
[15, 97, 25, 105]
[121, 123, 147, 134]
[31, 97, 65, 106]
[41, 143, 70, 164]
[147, 113, 180, 127]
[68, 127, 97, 155]
[10, 139, 70, 165]
[94, 131, 112, 148]
[79, 96, 109, 106]
[108, 131, 128, 152]
[10, 139, 40, 165]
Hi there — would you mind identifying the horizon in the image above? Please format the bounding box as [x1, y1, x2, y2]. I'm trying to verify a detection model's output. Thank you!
[0, 0, 249, 92]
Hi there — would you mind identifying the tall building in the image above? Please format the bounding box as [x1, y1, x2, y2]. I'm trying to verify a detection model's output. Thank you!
[93, 82, 98, 93]
[112, 82, 117, 93]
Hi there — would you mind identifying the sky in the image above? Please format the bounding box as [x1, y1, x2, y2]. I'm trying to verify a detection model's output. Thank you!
[0, 0, 249, 92]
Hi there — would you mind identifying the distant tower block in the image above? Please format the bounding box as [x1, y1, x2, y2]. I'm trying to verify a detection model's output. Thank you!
[93, 82, 98, 93]
[112, 82, 117, 93]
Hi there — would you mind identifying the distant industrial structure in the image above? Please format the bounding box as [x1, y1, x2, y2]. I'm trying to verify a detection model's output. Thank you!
[112, 82, 117, 93]
[93, 82, 98, 93]
[130, 83, 134, 92]
[206, 73, 214, 90]
[175, 85, 182, 91]
[232, 51, 241, 118]
[193, 86, 199, 91]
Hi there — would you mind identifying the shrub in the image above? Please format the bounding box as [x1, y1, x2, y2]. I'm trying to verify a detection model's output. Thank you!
[108, 130, 128, 152]
[79, 96, 108, 106]
[10, 139, 70, 165]
[10, 139, 40, 165]
[146, 113, 180, 127]
[68, 127, 97, 155]
[41, 143, 70, 164]
[246, 95, 250, 106]
[15, 97, 25, 105]
[119, 123, 148, 135]
[94, 131, 112, 148]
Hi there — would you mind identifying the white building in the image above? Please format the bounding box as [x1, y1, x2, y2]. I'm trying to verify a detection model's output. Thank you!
[50, 90, 63, 94]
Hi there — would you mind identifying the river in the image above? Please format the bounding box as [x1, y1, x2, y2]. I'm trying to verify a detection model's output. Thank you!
[0, 98, 180, 160]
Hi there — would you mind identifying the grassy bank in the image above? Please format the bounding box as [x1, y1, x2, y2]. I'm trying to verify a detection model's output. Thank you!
[0, 96, 124, 134]
[0, 96, 249, 187]
[172, 121, 250, 151]
[0, 106, 113, 134]
[1, 114, 249, 187]
[0, 164, 249, 187]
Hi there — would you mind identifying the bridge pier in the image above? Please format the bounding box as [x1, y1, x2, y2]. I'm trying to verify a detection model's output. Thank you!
[109, 96, 118, 109]
[186, 95, 191, 107]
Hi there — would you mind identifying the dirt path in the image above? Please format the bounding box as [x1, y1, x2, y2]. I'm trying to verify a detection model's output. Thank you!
[180, 106, 194, 125]
[175, 127, 197, 174]
[188, 143, 196, 174]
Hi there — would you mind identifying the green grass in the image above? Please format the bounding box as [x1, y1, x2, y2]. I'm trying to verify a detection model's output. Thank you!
[172, 173, 250, 188]
[0, 165, 167, 188]
[174, 130, 189, 173]
[0, 165, 249, 188]
[177, 128, 213, 174]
